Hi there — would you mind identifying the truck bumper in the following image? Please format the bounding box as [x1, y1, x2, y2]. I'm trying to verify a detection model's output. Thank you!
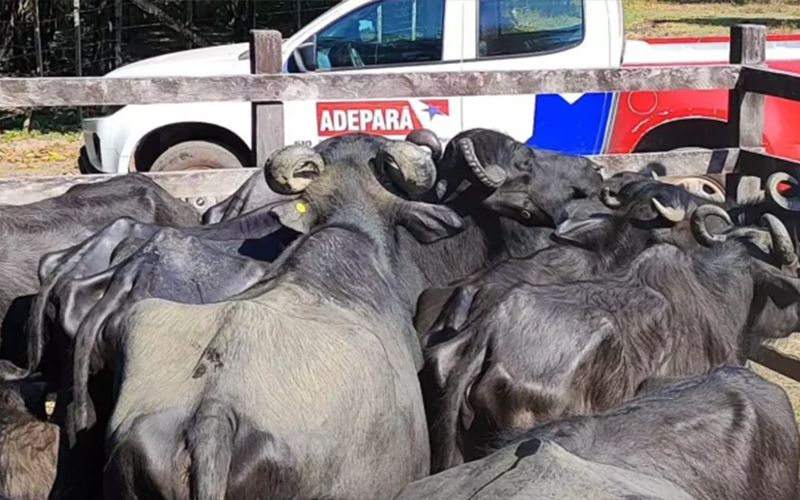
[82, 115, 132, 174]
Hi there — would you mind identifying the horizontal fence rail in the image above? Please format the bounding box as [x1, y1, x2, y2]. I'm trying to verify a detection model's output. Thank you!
[0, 149, 744, 206]
[0, 169, 256, 207]
[740, 65, 800, 102]
[0, 65, 741, 108]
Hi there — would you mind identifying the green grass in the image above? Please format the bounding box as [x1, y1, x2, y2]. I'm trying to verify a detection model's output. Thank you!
[625, 0, 800, 38]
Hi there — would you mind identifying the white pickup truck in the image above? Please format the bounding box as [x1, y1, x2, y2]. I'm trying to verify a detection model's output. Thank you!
[80, 0, 800, 174]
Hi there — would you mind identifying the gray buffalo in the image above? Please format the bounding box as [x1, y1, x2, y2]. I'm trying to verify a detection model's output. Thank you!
[398, 367, 798, 500]
[424, 205, 800, 471]
[99, 138, 465, 500]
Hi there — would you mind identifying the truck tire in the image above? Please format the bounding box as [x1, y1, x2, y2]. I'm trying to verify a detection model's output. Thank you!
[149, 140, 243, 172]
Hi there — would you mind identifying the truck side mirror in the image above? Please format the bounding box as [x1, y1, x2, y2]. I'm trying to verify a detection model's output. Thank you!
[291, 39, 317, 73]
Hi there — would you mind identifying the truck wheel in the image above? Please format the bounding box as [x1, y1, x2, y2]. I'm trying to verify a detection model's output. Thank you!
[149, 140, 244, 172]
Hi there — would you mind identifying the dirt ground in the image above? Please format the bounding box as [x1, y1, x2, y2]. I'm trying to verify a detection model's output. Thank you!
[0, 133, 82, 177]
[752, 337, 800, 428]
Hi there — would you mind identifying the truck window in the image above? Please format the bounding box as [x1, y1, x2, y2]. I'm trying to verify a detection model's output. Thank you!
[315, 0, 445, 70]
[478, 0, 583, 58]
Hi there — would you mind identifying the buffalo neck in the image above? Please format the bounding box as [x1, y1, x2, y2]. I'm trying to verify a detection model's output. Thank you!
[629, 243, 753, 361]
[396, 212, 554, 307]
[594, 220, 653, 273]
[253, 202, 409, 315]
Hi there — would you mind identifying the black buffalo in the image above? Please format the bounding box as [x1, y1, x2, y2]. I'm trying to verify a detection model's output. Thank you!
[398, 367, 798, 500]
[424, 205, 800, 471]
[40, 129, 603, 434]
[41, 130, 603, 367]
[0, 174, 199, 377]
[415, 178, 720, 335]
[198, 129, 443, 224]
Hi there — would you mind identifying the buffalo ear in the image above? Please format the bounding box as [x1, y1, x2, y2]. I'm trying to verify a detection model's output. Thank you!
[553, 215, 610, 247]
[269, 199, 315, 234]
[753, 260, 800, 307]
[400, 203, 465, 244]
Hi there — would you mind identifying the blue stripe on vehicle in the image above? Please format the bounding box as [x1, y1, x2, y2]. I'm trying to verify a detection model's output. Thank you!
[526, 92, 614, 155]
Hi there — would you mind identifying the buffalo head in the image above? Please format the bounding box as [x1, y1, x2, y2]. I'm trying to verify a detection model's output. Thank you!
[262, 135, 463, 244]
[692, 204, 800, 341]
[431, 129, 603, 227]
[554, 179, 717, 251]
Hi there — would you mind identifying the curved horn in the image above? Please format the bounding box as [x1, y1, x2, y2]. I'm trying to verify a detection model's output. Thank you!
[265, 145, 325, 195]
[457, 138, 506, 190]
[652, 198, 686, 223]
[691, 204, 732, 247]
[767, 172, 800, 211]
[406, 129, 443, 162]
[661, 176, 726, 203]
[600, 187, 622, 209]
[761, 213, 798, 266]
[377, 141, 437, 197]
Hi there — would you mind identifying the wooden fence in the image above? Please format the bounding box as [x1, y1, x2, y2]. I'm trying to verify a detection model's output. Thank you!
[1, 24, 800, 380]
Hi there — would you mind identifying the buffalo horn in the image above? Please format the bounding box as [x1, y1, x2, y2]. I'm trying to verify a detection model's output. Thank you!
[377, 141, 437, 197]
[600, 187, 623, 208]
[762, 213, 798, 266]
[266, 145, 325, 195]
[767, 172, 800, 211]
[406, 129, 443, 161]
[457, 138, 507, 190]
[691, 204, 732, 247]
[652, 198, 686, 223]
[660, 176, 726, 203]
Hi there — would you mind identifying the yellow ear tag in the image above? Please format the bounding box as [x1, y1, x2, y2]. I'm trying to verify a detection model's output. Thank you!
[296, 202, 307, 214]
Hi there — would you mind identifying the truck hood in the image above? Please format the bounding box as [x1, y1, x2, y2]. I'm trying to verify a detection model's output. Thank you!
[104, 43, 255, 77]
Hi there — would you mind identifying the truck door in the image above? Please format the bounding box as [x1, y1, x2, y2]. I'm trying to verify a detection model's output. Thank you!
[459, 0, 616, 155]
[284, 0, 465, 147]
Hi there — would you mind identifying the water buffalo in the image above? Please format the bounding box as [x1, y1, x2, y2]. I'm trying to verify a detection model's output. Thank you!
[98, 138, 466, 500]
[0, 376, 59, 500]
[398, 367, 798, 500]
[424, 205, 800, 471]
[415, 178, 721, 335]
[0, 174, 199, 376]
[199, 129, 443, 224]
[26, 202, 300, 377]
[40, 129, 603, 428]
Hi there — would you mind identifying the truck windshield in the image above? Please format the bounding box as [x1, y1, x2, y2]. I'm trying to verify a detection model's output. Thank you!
[478, 0, 584, 58]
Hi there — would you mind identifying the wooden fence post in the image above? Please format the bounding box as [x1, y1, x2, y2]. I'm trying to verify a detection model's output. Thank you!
[250, 30, 285, 168]
[728, 24, 767, 150]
